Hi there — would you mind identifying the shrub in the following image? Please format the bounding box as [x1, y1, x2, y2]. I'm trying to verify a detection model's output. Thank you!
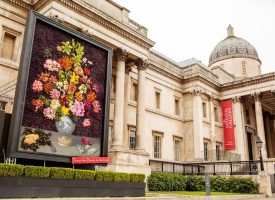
[225, 176, 259, 194]
[186, 176, 204, 191]
[130, 173, 145, 182]
[210, 176, 228, 192]
[147, 172, 186, 191]
[74, 169, 95, 180]
[50, 167, 74, 179]
[95, 170, 114, 181]
[24, 166, 50, 178]
[0, 164, 24, 177]
[113, 172, 130, 182]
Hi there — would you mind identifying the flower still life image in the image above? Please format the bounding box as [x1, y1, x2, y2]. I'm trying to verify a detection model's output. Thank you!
[19, 21, 108, 158]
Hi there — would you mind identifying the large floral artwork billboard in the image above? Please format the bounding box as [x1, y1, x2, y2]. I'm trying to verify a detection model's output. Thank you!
[7, 11, 112, 162]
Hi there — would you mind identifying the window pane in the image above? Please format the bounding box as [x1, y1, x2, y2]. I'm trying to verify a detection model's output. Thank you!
[130, 83, 137, 101]
[202, 102, 207, 118]
[216, 144, 220, 160]
[129, 130, 136, 150]
[175, 99, 180, 115]
[155, 92, 160, 109]
[204, 142, 208, 161]
[174, 140, 180, 161]
[1, 33, 16, 60]
[214, 107, 218, 122]
[154, 135, 161, 158]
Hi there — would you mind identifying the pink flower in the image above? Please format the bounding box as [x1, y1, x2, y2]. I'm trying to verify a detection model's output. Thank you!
[81, 136, 93, 145]
[92, 84, 99, 93]
[71, 100, 85, 117]
[57, 46, 62, 52]
[32, 80, 43, 92]
[82, 57, 87, 63]
[44, 59, 61, 71]
[83, 100, 91, 110]
[43, 107, 56, 120]
[92, 100, 101, 113]
[50, 89, 60, 100]
[82, 119, 91, 127]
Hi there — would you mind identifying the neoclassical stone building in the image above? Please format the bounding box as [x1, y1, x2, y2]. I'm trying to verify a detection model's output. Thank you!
[1, 0, 275, 175]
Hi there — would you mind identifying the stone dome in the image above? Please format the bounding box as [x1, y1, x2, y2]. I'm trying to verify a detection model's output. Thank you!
[209, 25, 260, 66]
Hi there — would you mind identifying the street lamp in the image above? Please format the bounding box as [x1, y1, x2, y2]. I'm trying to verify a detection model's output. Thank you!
[256, 136, 264, 171]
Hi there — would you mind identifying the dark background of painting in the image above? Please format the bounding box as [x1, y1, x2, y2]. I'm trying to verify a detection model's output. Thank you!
[22, 20, 108, 138]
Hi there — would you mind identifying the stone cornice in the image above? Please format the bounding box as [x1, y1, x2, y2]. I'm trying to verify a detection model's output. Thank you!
[5, 0, 155, 49]
[3, 0, 32, 11]
[36, 0, 155, 49]
[221, 72, 275, 91]
[183, 75, 220, 90]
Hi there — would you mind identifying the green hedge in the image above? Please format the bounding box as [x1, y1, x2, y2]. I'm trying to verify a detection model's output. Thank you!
[147, 173, 259, 194]
[24, 166, 51, 178]
[147, 172, 186, 191]
[0, 164, 144, 183]
[74, 169, 95, 180]
[0, 164, 24, 177]
[130, 173, 145, 182]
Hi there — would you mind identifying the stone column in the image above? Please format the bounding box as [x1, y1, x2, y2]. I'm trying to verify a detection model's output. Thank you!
[123, 68, 131, 149]
[232, 96, 246, 160]
[190, 88, 204, 160]
[111, 48, 128, 149]
[135, 59, 148, 151]
[209, 96, 216, 160]
[252, 92, 267, 158]
[264, 113, 272, 158]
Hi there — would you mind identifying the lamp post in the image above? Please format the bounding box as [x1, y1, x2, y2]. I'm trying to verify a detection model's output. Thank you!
[256, 136, 264, 171]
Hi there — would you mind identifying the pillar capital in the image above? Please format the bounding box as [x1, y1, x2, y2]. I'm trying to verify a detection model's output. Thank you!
[232, 96, 242, 103]
[115, 48, 128, 61]
[251, 92, 262, 102]
[135, 58, 148, 70]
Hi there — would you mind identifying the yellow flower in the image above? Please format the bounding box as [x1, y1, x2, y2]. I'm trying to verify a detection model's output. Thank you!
[70, 73, 79, 84]
[68, 94, 74, 100]
[61, 106, 70, 116]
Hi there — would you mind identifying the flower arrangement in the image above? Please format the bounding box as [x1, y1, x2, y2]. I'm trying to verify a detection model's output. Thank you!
[20, 127, 52, 152]
[31, 39, 101, 128]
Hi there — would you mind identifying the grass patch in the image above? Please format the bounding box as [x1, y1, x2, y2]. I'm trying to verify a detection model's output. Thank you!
[147, 191, 253, 196]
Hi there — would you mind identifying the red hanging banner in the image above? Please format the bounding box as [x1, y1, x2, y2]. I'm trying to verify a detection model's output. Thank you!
[221, 99, 236, 150]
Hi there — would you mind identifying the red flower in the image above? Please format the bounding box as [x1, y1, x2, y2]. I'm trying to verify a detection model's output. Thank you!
[31, 99, 43, 111]
[84, 68, 91, 76]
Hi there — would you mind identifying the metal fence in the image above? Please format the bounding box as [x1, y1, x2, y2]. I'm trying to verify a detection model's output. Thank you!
[149, 159, 261, 175]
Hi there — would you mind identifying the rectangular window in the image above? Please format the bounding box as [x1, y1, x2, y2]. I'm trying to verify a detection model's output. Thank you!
[155, 91, 160, 109]
[129, 128, 136, 150]
[174, 140, 181, 161]
[242, 61, 247, 76]
[153, 134, 162, 158]
[216, 144, 221, 160]
[202, 102, 207, 118]
[130, 82, 138, 101]
[1, 32, 16, 60]
[0, 101, 7, 111]
[214, 107, 218, 122]
[175, 99, 180, 115]
[204, 142, 208, 161]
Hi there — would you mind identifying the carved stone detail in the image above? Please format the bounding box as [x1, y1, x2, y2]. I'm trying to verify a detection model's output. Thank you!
[251, 92, 262, 102]
[135, 58, 148, 70]
[190, 88, 203, 96]
[80, 27, 93, 37]
[48, 13, 63, 23]
[114, 48, 128, 62]
[232, 96, 242, 103]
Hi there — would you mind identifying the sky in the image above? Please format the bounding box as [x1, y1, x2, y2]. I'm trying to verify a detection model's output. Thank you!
[114, 0, 275, 73]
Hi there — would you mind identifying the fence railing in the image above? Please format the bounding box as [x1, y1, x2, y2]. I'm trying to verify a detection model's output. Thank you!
[149, 159, 261, 175]
[202, 150, 241, 162]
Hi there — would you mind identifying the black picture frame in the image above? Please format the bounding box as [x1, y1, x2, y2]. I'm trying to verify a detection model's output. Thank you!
[7, 11, 112, 163]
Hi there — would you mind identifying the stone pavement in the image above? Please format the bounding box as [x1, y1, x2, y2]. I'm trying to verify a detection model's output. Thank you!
[3, 194, 275, 200]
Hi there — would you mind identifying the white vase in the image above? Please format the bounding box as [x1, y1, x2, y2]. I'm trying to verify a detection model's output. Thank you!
[55, 116, 76, 135]
[55, 116, 76, 147]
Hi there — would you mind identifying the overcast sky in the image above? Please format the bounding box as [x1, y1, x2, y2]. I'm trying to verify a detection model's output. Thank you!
[114, 0, 275, 73]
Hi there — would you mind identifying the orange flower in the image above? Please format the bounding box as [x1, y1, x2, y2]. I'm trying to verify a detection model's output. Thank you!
[84, 68, 91, 76]
[87, 92, 97, 102]
[48, 75, 57, 83]
[43, 82, 53, 94]
[75, 91, 83, 101]
[74, 66, 84, 76]
[59, 56, 73, 71]
[38, 72, 49, 82]
[67, 83, 76, 94]
[31, 99, 43, 111]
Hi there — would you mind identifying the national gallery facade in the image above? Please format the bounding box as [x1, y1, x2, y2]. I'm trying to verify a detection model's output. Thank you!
[1, 0, 275, 175]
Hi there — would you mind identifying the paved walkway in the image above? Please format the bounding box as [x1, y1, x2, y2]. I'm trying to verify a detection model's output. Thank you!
[3, 194, 275, 200]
